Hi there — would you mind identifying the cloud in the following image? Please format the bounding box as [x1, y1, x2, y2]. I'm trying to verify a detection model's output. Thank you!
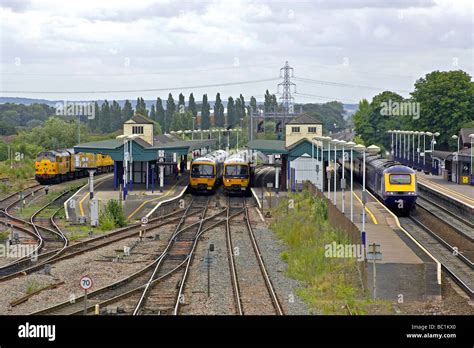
[0, 0, 472, 102]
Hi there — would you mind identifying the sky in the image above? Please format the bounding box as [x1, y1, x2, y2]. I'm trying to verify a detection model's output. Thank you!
[0, 0, 472, 104]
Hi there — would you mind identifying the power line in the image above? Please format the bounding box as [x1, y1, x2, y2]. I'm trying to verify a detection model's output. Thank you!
[0, 61, 282, 77]
[0, 78, 279, 95]
[293, 92, 359, 104]
[293, 76, 411, 94]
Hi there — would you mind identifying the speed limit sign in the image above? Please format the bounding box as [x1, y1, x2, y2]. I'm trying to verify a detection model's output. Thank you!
[80, 275, 93, 290]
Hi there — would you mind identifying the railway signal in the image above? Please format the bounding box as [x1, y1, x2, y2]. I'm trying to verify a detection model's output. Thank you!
[366, 243, 382, 299]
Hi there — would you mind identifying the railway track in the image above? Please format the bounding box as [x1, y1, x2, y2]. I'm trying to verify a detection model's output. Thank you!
[225, 196, 284, 315]
[32, 196, 231, 315]
[0, 189, 73, 277]
[399, 216, 474, 298]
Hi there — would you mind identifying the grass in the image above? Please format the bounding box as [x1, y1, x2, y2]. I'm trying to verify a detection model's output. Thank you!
[270, 190, 386, 315]
[0, 230, 9, 243]
[25, 279, 42, 295]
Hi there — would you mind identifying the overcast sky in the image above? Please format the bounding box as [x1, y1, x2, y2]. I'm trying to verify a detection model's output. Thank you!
[0, 0, 472, 103]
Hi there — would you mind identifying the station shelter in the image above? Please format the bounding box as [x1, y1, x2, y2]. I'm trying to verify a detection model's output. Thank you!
[74, 115, 216, 197]
[248, 113, 347, 192]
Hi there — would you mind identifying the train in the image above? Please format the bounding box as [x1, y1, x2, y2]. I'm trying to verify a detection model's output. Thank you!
[222, 150, 253, 195]
[346, 155, 417, 215]
[35, 149, 114, 184]
[189, 150, 229, 193]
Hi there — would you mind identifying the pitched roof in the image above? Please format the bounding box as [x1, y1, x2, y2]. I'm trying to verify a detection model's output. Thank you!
[459, 128, 474, 145]
[154, 133, 183, 144]
[247, 140, 287, 154]
[125, 114, 155, 124]
[287, 113, 322, 125]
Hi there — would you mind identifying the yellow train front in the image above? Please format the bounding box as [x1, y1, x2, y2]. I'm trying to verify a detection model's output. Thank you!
[190, 150, 228, 193]
[35, 149, 113, 184]
[223, 151, 252, 195]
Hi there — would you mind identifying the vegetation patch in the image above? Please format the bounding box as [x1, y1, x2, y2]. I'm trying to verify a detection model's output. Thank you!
[99, 199, 127, 231]
[270, 190, 385, 314]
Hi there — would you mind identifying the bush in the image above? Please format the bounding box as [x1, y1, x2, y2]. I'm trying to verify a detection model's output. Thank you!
[99, 199, 127, 231]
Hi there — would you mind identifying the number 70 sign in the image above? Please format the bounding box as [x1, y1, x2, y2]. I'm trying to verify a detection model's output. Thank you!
[80, 275, 93, 290]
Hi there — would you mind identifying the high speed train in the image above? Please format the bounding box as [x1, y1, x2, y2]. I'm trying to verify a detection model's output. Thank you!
[347, 155, 417, 215]
[190, 150, 228, 193]
[223, 150, 253, 195]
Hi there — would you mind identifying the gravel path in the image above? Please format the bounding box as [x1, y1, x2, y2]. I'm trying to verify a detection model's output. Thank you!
[247, 206, 310, 315]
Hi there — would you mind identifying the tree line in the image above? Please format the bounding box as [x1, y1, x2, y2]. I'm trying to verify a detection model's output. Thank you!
[352, 70, 474, 151]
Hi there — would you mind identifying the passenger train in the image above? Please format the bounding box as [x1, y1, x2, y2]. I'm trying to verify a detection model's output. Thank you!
[35, 149, 114, 184]
[190, 150, 228, 193]
[223, 150, 253, 195]
[347, 155, 417, 215]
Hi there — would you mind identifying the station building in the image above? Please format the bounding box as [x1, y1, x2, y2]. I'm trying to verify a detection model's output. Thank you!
[74, 115, 216, 196]
[249, 113, 344, 191]
[445, 128, 474, 185]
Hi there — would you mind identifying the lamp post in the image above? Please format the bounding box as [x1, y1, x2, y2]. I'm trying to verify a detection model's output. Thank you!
[407, 131, 411, 165]
[417, 131, 423, 168]
[116, 134, 130, 200]
[346, 141, 355, 222]
[332, 139, 340, 204]
[353, 144, 366, 246]
[388, 130, 394, 160]
[469, 134, 474, 185]
[339, 140, 347, 214]
[424, 131, 431, 171]
[327, 138, 332, 200]
[451, 134, 459, 183]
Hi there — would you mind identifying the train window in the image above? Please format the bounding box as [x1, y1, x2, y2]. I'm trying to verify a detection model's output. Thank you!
[191, 164, 214, 177]
[37, 152, 56, 162]
[389, 174, 411, 184]
[225, 165, 249, 177]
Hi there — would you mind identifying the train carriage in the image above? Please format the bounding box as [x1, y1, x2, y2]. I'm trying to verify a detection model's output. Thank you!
[223, 150, 252, 195]
[348, 155, 417, 215]
[190, 150, 228, 193]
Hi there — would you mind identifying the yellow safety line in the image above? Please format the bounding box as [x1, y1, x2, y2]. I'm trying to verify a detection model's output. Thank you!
[79, 180, 107, 217]
[418, 177, 474, 204]
[351, 191, 378, 225]
[127, 181, 179, 220]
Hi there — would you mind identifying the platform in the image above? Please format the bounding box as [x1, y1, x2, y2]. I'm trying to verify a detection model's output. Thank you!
[416, 171, 474, 209]
[65, 173, 188, 224]
[252, 180, 442, 301]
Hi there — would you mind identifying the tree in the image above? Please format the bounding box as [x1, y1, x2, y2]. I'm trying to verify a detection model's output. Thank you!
[165, 93, 176, 133]
[411, 70, 474, 149]
[150, 104, 156, 121]
[188, 93, 197, 117]
[249, 96, 257, 114]
[178, 93, 186, 114]
[135, 97, 148, 117]
[99, 100, 111, 133]
[110, 100, 122, 131]
[201, 94, 211, 130]
[122, 100, 133, 123]
[156, 97, 165, 129]
[227, 97, 236, 128]
[214, 93, 225, 127]
[170, 110, 193, 132]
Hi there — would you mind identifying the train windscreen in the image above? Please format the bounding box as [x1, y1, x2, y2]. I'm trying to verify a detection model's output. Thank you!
[37, 152, 56, 162]
[389, 174, 411, 184]
[192, 164, 214, 177]
[225, 165, 249, 178]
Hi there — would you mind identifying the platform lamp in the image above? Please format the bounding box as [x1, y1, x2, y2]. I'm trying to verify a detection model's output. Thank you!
[331, 139, 341, 204]
[469, 134, 474, 185]
[387, 130, 394, 160]
[417, 131, 423, 168]
[116, 134, 129, 200]
[338, 140, 347, 214]
[424, 131, 432, 171]
[346, 141, 356, 222]
[353, 144, 366, 247]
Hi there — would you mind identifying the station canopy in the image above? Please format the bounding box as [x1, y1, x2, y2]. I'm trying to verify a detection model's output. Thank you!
[74, 138, 216, 162]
